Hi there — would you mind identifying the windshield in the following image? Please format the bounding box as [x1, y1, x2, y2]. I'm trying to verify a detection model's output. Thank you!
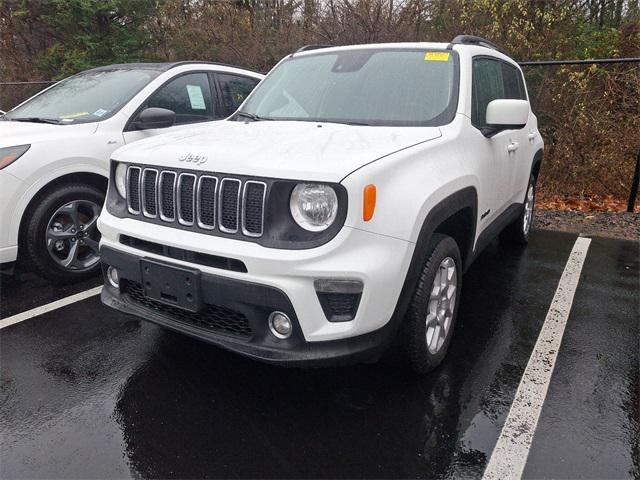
[240, 49, 458, 126]
[4, 68, 161, 124]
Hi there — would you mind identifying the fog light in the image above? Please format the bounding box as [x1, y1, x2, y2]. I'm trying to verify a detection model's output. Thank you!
[106, 266, 119, 288]
[268, 311, 292, 339]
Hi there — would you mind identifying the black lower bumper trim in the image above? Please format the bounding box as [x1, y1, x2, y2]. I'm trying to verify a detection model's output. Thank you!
[100, 246, 398, 366]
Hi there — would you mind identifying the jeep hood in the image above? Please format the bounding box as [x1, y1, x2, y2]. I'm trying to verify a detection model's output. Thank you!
[113, 120, 442, 182]
[0, 120, 98, 148]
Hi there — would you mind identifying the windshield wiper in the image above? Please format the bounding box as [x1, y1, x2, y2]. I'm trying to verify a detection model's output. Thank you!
[235, 111, 272, 122]
[329, 120, 371, 126]
[10, 117, 62, 125]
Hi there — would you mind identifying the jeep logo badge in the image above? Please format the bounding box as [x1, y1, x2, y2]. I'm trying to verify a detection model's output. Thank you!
[178, 153, 208, 165]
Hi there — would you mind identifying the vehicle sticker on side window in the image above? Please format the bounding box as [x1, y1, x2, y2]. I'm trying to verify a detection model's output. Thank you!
[186, 85, 206, 110]
[425, 52, 450, 62]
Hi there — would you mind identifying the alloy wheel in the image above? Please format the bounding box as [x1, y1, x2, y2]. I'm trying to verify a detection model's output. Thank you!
[425, 256, 457, 354]
[46, 200, 101, 271]
[523, 183, 535, 235]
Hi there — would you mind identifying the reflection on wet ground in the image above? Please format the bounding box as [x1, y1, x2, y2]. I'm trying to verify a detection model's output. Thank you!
[1, 231, 638, 478]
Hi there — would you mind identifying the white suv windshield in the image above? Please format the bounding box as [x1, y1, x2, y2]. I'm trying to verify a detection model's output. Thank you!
[241, 49, 458, 126]
[4, 68, 161, 125]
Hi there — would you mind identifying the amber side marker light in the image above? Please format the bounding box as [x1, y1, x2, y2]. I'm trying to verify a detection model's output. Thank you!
[363, 184, 376, 221]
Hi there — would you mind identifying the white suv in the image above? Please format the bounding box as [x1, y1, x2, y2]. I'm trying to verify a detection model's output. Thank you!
[98, 36, 544, 372]
[0, 62, 263, 280]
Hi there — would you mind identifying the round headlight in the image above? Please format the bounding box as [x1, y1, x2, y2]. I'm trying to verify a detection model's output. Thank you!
[289, 183, 338, 232]
[114, 163, 127, 199]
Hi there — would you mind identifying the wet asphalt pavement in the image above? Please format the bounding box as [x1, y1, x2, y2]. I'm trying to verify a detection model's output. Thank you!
[1, 230, 638, 479]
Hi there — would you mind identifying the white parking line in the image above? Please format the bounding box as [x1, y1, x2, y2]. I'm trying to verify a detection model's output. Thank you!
[483, 236, 591, 480]
[0, 286, 102, 330]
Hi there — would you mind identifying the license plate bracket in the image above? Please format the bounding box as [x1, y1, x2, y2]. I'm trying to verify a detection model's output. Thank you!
[140, 258, 203, 312]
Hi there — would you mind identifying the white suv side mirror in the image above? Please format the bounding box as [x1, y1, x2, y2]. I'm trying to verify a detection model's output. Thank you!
[483, 99, 529, 137]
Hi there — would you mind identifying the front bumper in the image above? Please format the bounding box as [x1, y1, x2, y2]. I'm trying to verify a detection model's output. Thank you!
[98, 209, 415, 342]
[0, 170, 26, 264]
[101, 246, 402, 366]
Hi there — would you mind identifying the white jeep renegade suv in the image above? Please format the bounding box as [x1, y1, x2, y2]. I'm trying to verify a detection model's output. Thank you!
[98, 36, 544, 373]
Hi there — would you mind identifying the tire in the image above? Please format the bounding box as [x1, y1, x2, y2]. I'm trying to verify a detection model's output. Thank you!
[400, 233, 462, 374]
[500, 175, 536, 246]
[21, 183, 105, 283]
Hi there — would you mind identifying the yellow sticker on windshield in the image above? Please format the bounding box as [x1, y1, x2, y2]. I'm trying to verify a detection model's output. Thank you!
[425, 52, 450, 62]
[60, 111, 89, 119]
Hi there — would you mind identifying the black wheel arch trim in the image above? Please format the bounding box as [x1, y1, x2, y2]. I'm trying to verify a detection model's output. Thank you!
[382, 187, 478, 347]
[531, 148, 544, 180]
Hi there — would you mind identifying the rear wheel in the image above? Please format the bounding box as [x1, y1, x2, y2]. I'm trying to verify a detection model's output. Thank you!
[400, 234, 462, 374]
[500, 175, 536, 246]
[22, 183, 104, 283]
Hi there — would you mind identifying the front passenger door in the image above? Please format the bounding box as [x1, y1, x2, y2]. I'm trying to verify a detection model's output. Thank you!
[123, 72, 216, 144]
[471, 57, 519, 217]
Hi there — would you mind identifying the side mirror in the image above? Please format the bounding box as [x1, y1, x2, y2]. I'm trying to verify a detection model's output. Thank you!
[482, 99, 529, 137]
[132, 107, 176, 130]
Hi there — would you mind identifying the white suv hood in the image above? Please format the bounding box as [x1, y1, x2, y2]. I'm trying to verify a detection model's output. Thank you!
[0, 120, 98, 148]
[113, 120, 442, 182]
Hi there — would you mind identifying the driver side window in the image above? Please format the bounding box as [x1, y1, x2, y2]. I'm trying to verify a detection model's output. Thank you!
[144, 73, 215, 126]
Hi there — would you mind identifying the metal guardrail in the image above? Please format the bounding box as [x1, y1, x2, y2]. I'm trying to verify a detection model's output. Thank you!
[518, 57, 640, 66]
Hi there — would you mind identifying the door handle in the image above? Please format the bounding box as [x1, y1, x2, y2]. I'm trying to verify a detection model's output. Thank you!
[507, 142, 519, 153]
[527, 132, 536, 141]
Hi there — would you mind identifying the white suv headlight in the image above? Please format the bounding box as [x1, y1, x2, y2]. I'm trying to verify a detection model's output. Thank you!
[114, 162, 127, 198]
[290, 183, 338, 232]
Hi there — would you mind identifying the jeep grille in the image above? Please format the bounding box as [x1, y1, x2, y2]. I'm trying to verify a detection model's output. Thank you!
[126, 166, 266, 237]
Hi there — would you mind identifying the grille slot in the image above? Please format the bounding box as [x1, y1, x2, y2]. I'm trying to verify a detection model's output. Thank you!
[142, 169, 158, 218]
[127, 167, 141, 214]
[242, 181, 266, 237]
[219, 178, 241, 233]
[123, 280, 253, 338]
[159, 171, 176, 221]
[124, 166, 266, 239]
[178, 173, 196, 225]
[197, 176, 218, 229]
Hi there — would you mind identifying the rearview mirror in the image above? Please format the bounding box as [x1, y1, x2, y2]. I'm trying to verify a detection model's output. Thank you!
[133, 107, 176, 130]
[482, 99, 529, 137]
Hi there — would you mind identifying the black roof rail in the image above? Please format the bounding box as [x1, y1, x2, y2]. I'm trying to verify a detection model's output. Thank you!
[448, 35, 508, 55]
[295, 44, 334, 54]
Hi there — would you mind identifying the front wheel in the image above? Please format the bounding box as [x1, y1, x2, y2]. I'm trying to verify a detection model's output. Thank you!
[21, 183, 104, 283]
[400, 233, 462, 374]
[500, 175, 536, 246]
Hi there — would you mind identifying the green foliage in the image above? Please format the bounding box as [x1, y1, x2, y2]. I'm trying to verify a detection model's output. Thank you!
[7, 0, 163, 79]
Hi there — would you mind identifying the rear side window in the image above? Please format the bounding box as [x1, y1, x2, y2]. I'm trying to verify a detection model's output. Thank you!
[145, 73, 215, 125]
[472, 57, 527, 128]
[217, 74, 260, 117]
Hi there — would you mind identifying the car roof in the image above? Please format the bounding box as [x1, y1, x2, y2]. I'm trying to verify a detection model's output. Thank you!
[290, 41, 517, 65]
[85, 61, 260, 74]
[291, 42, 452, 57]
